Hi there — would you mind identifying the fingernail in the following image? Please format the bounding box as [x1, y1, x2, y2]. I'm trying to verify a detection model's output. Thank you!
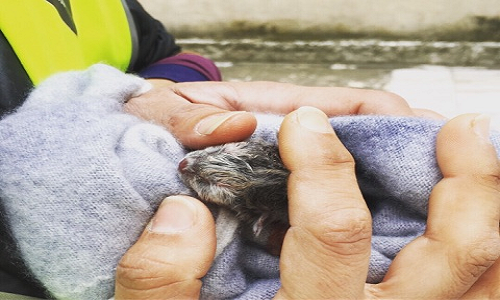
[296, 106, 332, 133]
[150, 196, 197, 233]
[472, 114, 492, 143]
[195, 111, 246, 135]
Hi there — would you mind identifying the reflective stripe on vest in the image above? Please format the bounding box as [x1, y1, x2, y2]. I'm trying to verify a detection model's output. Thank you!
[0, 0, 134, 85]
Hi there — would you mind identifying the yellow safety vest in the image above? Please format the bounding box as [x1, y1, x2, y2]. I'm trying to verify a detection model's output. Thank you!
[0, 0, 136, 85]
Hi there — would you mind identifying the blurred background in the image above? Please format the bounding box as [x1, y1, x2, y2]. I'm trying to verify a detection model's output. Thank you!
[138, 0, 500, 122]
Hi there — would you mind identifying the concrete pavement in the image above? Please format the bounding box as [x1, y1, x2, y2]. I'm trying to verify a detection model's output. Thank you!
[383, 65, 500, 129]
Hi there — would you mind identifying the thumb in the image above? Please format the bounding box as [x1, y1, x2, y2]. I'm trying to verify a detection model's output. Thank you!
[115, 196, 216, 299]
[125, 82, 257, 149]
[276, 106, 371, 299]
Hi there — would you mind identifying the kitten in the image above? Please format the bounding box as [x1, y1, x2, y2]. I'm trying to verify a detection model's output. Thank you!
[178, 139, 289, 236]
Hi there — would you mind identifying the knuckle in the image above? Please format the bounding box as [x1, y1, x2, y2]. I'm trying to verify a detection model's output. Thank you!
[387, 92, 407, 104]
[116, 255, 147, 282]
[451, 235, 500, 283]
[374, 90, 408, 107]
[304, 152, 356, 177]
[162, 105, 198, 130]
[115, 254, 202, 299]
[309, 207, 372, 256]
[478, 173, 500, 192]
[325, 150, 356, 167]
[116, 252, 178, 291]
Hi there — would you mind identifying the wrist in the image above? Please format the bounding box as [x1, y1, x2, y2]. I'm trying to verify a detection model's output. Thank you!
[145, 78, 176, 89]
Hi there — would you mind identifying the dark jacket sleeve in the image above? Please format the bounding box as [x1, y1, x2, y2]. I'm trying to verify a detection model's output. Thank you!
[125, 0, 181, 72]
[125, 0, 222, 83]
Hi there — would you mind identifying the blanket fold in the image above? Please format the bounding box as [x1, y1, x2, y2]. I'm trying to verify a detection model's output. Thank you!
[0, 64, 498, 299]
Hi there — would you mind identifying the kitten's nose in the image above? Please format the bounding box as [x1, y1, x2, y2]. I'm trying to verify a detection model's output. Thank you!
[178, 158, 189, 173]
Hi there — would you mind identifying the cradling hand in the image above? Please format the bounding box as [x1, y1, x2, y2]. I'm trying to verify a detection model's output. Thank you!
[115, 108, 500, 299]
[276, 109, 500, 299]
[125, 79, 439, 149]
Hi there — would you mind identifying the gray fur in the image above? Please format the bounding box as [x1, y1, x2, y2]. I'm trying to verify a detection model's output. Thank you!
[178, 140, 290, 233]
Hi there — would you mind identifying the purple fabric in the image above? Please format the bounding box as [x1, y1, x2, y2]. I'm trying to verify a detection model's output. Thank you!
[139, 53, 222, 82]
[140, 64, 210, 82]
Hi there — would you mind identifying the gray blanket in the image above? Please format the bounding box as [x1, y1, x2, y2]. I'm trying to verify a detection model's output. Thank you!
[1, 64, 498, 299]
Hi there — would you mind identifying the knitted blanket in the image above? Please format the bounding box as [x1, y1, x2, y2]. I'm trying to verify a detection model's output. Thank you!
[0, 64, 498, 299]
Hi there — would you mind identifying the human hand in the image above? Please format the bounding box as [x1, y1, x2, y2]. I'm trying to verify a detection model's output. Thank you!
[125, 80, 426, 149]
[115, 109, 499, 299]
[125, 79, 257, 149]
[115, 196, 216, 299]
[276, 109, 500, 299]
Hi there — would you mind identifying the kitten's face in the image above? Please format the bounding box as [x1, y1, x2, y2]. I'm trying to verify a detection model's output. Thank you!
[178, 140, 289, 219]
[178, 141, 258, 207]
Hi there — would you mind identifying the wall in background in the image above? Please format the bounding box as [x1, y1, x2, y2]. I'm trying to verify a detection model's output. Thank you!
[138, 0, 500, 40]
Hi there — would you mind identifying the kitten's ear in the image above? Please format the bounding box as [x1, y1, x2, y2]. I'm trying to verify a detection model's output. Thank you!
[252, 213, 269, 236]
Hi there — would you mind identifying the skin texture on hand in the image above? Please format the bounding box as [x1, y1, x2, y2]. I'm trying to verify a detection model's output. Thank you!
[373, 114, 500, 299]
[115, 196, 216, 299]
[125, 80, 421, 149]
[124, 79, 257, 149]
[115, 108, 500, 299]
[278, 111, 500, 299]
[276, 106, 372, 299]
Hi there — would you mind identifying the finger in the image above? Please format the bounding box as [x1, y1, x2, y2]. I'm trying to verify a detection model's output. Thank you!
[412, 108, 447, 120]
[173, 81, 416, 117]
[275, 106, 371, 299]
[125, 86, 256, 149]
[372, 114, 500, 299]
[288, 86, 415, 116]
[462, 259, 500, 299]
[115, 196, 216, 299]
